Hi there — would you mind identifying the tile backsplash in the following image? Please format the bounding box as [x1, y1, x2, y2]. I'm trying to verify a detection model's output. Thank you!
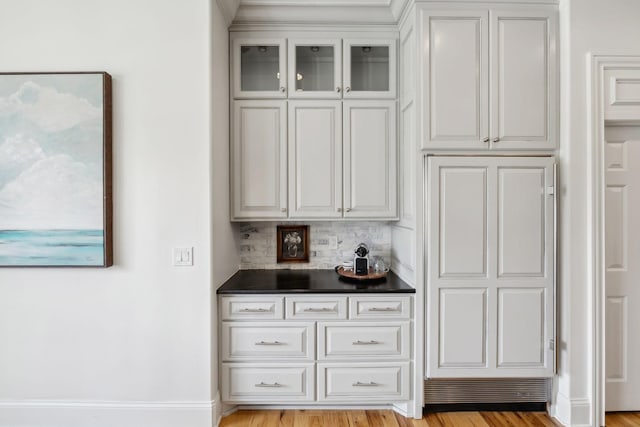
[238, 222, 391, 269]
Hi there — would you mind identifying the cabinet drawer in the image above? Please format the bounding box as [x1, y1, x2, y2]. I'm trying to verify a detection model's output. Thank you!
[285, 296, 347, 319]
[221, 322, 314, 360]
[317, 362, 410, 401]
[349, 296, 411, 319]
[222, 363, 314, 402]
[220, 296, 284, 320]
[317, 322, 409, 360]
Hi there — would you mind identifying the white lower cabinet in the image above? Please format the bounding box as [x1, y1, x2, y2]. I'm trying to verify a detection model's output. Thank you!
[222, 363, 315, 402]
[318, 362, 410, 401]
[318, 321, 410, 360]
[220, 294, 413, 405]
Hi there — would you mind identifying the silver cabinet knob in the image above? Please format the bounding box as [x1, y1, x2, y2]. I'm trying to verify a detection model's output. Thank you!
[483, 137, 490, 143]
[337, 207, 343, 212]
[280, 87, 286, 93]
[493, 137, 500, 143]
[345, 208, 352, 212]
[336, 87, 341, 93]
[345, 87, 351, 93]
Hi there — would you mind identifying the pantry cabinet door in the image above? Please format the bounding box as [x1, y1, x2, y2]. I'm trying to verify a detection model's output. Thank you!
[489, 10, 557, 150]
[427, 156, 555, 378]
[495, 158, 555, 376]
[232, 100, 287, 220]
[288, 100, 343, 218]
[422, 10, 489, 150]
[427, 157, 494, 377]
[343, 100, 397, 219]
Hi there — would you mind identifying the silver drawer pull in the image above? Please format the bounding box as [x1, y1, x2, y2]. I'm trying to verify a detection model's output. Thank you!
[303, 307, 334, 312]
[255, 340, 283, 346]
[353, 381, 380, 387]
[353, 340, 380, 345]
[239, 308, 271, 313]
[255, 382, 282, 388]
[368, 307, 399, 312]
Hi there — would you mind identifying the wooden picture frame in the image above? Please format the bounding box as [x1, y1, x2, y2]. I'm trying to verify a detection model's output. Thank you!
[0, 72, 112, 267]
[277, 225, 309, 263]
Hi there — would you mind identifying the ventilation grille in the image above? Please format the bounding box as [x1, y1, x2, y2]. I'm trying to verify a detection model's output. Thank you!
[424, 378, 551, 404]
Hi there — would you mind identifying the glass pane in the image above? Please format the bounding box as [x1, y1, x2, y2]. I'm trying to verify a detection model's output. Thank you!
[295, 45, 335, 92]
[350, 45, 389, 92]
[240, 45, 280, 92]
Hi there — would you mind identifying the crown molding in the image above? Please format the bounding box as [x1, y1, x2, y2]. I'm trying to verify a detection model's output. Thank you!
[216, 0, 241, 27]
[231, 1, 405, 25]
[390, 0, 411, 20]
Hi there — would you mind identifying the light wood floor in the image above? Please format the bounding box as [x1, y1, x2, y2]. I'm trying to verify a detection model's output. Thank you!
[219, 409, 640, 426]
[219, 409, 562, 426]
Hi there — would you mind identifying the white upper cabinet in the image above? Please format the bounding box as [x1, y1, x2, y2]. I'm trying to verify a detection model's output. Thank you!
[422, 7, 557, 151]
[232, 38, 287, 99]
[230, 32, 398, 221]
[288, 39, 342, 99]
[424, 10, 489, 150]
[232, 100, 288, 219]
[343, 100, 397, 218]
[343, 39, 397, 99]
[232, 34, 397, 100]
[288, 100, 343, 218]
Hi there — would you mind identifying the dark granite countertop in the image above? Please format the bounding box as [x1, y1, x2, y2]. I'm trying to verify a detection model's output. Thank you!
[217, 269, 415, 294]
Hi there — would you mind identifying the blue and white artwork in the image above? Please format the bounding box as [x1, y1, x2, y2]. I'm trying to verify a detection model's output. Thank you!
[0, 73, 112, 266]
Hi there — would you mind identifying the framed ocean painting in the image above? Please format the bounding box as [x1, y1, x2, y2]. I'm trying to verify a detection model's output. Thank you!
[0, 72, 112, 267]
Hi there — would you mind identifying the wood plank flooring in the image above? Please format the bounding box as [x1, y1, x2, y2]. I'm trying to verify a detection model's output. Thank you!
[219, 409, 564, 427]
[219, 409, 640, 426]
[606, 412, 640, 426]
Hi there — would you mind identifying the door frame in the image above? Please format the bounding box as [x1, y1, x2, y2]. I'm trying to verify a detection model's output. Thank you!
[588, 54, 640, 427]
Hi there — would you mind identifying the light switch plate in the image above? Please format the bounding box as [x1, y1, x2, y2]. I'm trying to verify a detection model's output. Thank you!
[173, 247, 193, 266]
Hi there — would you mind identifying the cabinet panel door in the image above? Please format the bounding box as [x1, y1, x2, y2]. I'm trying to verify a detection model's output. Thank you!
[490, 10, 557, 150]
[231, 38, 287, 99]
[343, 38, 397, 99]
[497, 166, 547, 277]
[343, 100, 397, 219]
[422, 10, 489, 149]
[497, 288, 546, 368]
[495, 157, 555, 376]
[232, 100, 287, 219]
[438, 288, 488, 369]
[288, 101, 342, 218]
[427, 156, 555, 378]
[288, 39, 342, 99]
[438, 166, 489, 278]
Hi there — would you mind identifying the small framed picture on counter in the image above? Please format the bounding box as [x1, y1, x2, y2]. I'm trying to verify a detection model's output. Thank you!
[277, 225, 309, 263]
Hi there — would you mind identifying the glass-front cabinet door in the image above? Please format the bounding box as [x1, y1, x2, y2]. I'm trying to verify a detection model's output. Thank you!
[343, 39, 397, 99]
[232, 38, 287, 98]
[288, 39, 341, 99]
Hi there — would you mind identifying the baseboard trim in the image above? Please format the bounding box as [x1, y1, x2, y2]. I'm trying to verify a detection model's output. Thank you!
[0, 399, 214, 427]
[550, 392, 591, 427]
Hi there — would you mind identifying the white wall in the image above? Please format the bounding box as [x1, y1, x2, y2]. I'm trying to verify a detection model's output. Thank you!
[0, 1, 226, 426]
[557, 1, 640, 425]
[210, 1, 239, 424]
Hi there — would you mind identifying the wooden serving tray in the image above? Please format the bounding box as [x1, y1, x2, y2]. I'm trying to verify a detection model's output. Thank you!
[335, 265, 388, 281]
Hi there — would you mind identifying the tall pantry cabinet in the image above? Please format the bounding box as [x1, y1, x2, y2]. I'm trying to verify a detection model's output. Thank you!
[230, 34, 398, 221]
[404, 1, 559, 382]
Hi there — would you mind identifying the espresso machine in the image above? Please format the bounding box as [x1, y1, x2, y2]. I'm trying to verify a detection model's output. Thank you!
[353, 243, 370, 275]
